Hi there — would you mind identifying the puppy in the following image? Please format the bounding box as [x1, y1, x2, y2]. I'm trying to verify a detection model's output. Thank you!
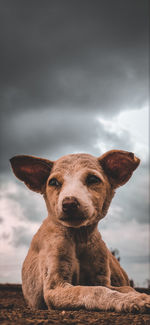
[10, 150, 150, 312]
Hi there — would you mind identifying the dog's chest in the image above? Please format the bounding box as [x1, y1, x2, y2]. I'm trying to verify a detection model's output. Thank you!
[72, 244, 94, 285]
[74, 236, 108, 286]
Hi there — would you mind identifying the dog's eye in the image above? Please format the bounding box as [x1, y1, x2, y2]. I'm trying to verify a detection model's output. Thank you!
[49, 178, 60, 187]
[86, 174, 101, 185]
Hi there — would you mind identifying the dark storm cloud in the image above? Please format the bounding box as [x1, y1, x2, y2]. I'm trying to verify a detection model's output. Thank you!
[0, 0, 148, 116]
[1, 109, 134, 172]
[0, 0, 148, 174]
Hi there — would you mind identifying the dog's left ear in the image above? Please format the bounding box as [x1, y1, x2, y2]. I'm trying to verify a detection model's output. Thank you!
[98, 150, 140, 188]
[10, 155, 53, 193]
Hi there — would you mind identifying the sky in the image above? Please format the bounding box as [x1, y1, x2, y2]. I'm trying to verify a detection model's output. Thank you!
[0, 0, 149, 287]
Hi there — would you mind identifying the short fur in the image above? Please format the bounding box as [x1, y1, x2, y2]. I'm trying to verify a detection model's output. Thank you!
[10, 150, 150, 312]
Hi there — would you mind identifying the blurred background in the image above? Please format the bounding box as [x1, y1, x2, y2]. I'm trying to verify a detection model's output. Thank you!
[0, 0, 149, 287]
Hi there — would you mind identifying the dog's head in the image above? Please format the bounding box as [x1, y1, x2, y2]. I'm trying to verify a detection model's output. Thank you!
[10, 150, 140, 228]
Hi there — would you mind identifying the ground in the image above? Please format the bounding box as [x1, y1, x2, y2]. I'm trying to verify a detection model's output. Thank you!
[0, 284, 150, 325]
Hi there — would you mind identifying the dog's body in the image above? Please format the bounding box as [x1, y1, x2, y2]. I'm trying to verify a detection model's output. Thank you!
[10, 150, 150, 312]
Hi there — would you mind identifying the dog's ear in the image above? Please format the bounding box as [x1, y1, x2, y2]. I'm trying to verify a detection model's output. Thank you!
[98, 150, 140, 188]
[10, 155, 53, 193]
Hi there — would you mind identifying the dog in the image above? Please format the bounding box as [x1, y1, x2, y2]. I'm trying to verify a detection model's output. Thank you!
[10, 150, 150, 312]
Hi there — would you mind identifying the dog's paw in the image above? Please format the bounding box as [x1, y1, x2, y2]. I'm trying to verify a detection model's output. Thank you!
[116, 293, 150, 313]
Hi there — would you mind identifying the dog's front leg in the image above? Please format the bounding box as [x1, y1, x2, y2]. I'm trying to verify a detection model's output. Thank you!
[42, 251, 119, 311]
[44, 282, 150, 312]
[42, 256, 150, 312]
[44, 283, 114, 310]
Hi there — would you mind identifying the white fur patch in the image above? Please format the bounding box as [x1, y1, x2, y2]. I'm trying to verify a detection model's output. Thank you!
[57, 170, 95, 217]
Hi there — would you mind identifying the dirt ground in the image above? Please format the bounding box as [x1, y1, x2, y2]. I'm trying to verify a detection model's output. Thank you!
[0, 284, 150, 325]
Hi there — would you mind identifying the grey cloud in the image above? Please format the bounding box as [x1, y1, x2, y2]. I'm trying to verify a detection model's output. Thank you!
[0, 0, 148, 116]
[0, 0, 148, 175]
[0, 179, 46, 222]
[0, 217, 3, 224]
[112, 162, 149, 224]
[8, 189, 46, 223]
[1, 109, 133, 173]
[12, 226, 33, 247]
[0, 232, 10, 241]
[97, 126, 134, 152]
[123, 256, 149, 264]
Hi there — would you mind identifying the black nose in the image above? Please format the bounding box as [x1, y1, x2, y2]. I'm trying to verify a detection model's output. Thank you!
[62, 197, 80, 213]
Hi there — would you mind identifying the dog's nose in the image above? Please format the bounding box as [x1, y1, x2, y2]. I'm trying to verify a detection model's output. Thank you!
[62, 197, 80, 213]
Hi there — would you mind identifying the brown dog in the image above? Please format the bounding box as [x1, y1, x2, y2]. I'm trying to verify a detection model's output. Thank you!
[10, 150, 150, 312]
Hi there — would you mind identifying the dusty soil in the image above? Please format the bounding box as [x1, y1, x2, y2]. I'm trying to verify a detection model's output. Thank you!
[0, 284, 150, 325]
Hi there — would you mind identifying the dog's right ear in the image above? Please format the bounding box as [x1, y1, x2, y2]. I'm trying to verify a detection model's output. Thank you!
[98, 150, 140, 188]
[10, 155, 53, 193]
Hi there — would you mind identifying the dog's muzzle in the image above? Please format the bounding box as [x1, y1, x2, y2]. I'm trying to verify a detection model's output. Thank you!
[60, 196, 86, 226]
[62, 197, 80, 214]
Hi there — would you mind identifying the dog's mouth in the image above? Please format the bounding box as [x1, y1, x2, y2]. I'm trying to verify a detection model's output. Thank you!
[59, 212, 86, 227]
